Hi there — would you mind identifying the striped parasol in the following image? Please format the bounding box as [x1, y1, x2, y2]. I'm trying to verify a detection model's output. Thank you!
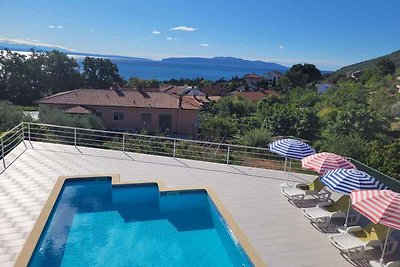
[320, 169, 388, 195]
[350, 190, 400, 264]
[268, 138, 315, 160]
[269, 138, 315, 187]
[350, 190, 400, 230]
[301, 152, 356, 175]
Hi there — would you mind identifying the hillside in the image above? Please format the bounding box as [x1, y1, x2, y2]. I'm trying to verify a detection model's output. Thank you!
[338, 50, 400, 73]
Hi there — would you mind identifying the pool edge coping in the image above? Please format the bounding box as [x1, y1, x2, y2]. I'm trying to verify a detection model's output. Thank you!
[15, 174, 266, 267]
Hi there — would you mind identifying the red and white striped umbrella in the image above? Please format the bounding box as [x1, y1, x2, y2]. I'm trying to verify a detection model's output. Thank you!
[350, 190, 400, 230]
[301, 152, 356, 175]
[350, 190, 400, 264]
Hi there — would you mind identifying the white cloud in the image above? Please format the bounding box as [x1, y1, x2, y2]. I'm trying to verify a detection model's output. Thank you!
[200, 43, 209, 47]
[152, 30, 161, 35]
[49, 25, 63, 29]
[0, 37, 76, 51]
[278, 45, 284, 49]
[166, 37, 177, 41]
[170, 26, 196, 31]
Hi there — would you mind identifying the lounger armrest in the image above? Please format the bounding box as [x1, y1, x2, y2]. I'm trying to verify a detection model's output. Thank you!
[386, 261, 400, 267]
[345, 226, 363, 233]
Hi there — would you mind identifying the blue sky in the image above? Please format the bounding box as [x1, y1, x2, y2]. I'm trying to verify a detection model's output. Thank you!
[0, 0, 399, 70]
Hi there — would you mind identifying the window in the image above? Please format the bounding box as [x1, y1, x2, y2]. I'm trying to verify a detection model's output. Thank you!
[95, 111, 102, 117]
[113, 112, 124, 121]
[141, 113, 152, 123]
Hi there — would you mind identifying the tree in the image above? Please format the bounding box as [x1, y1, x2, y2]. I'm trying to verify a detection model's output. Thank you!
[278, 63, 322, 89]
[376, 58, 396, 76]
[82, 57, 124, 88]
[315, 133, 369, 161]
[199, 116, 238, 141]
[124, 77, 159, 88]
[326, 103, 389, 140]
[0, 50, 81, 105]
[240, 128, 272, 147]
[0, 102, 31, 132]
[366, 139, 400, 179]
[43, 50, 81, 94]
[39, 106, 104, 129]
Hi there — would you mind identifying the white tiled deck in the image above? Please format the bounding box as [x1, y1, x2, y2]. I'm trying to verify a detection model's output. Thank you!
[0, 141, 397, 266]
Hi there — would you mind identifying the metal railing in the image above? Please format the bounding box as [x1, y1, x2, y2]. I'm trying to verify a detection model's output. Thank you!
[0, 123, 25, 170]
[1, 122, 399, 193]
[18, 122, 302, 173]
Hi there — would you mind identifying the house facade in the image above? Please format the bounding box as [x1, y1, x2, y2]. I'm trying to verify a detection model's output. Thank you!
[37, 88, 202, 136]
[264, 71, 283, 83]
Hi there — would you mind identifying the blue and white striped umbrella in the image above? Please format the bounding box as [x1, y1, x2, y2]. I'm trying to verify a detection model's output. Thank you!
[320, 168, 388, 195]
[268, 138, 315, 160]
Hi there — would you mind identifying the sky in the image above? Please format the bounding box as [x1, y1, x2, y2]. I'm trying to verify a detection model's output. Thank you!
[0, 0, 399, 70]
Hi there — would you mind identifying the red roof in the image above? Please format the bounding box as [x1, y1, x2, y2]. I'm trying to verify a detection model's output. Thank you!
[232, 90, 280, 102]
[37, 89, 202, 110]
[61, 105, 93, 114]
[244, 73, 262, 78]
[200, 86, 228, 96]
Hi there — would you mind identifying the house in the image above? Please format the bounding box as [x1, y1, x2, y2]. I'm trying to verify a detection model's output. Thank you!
[264, 71, 283, 84]
[244, 73, 263, 91]
[200, 85, 228, 96]
[230, 90, 280, 102]
[36, 87, 202, 136]
[316, 83, 335, 94]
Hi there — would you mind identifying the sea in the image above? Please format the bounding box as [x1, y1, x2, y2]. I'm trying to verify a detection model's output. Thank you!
[73, 56, 281, 81]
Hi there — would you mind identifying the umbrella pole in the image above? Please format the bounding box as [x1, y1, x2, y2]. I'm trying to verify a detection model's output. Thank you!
[287, 159, 292, 181]
[284, 157, 287, 173]
[380, 226, 391, 265]
[344, 199, 351, 228]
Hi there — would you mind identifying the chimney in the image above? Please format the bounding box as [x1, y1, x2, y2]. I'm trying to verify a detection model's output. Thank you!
[138, 86, 150, 98]
[178, 96, 183, 109]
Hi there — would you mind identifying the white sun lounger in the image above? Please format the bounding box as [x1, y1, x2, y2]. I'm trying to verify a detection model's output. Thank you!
[302, 195, 361, 227]
[329, 223, 398, 260]
[281, 178, 331, 202]
[370, 261, 400, 267]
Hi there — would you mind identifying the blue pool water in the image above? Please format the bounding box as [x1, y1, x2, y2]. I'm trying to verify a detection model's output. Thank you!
[29, 178, 253, 266]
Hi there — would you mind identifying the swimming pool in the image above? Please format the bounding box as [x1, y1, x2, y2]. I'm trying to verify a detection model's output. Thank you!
[20, 176, 259, 266]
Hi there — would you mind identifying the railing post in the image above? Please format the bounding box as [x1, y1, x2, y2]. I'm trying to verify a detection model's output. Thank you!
[74, 129, 77, 147]
[1, 137, 5, 169]
[226, 145, 230, 165]
[28, 123, 31, 143]
[173, 139, 176, 158]
[122, 134, 125, 152]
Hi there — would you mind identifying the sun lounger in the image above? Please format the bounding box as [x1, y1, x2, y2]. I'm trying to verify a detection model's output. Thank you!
[281, 178, 331, 202]
[329, 223, 398, 260]
[302, 195, 361, 227]
[370, 261, 400, 267]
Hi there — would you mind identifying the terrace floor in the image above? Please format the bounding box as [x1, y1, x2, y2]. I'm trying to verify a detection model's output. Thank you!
[0, 141, 398, 266]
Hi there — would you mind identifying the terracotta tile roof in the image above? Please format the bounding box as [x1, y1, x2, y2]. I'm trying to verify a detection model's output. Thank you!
[244, 73, 262, 78]
[200, 86, 228, 96]
[61, 105, 93, 114]
[161, 86, 186, 94]
[232, 90, 280, 102]
[37, 89, 201, 110]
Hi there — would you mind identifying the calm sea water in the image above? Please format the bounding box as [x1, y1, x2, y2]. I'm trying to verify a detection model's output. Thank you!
[75, 57, 280, 81]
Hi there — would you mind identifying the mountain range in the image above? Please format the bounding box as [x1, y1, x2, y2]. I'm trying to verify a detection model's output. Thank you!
[0, 41, 289, 71]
